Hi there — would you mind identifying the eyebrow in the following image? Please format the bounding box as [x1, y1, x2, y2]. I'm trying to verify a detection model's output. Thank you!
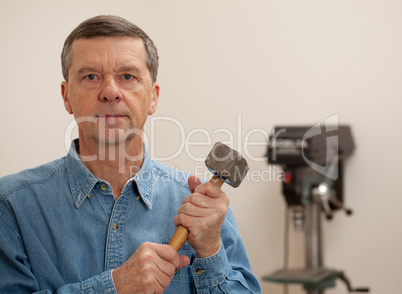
[75, 67, 100, 79]
[117, 65, 142, 75]
[74, 65, 142, 77]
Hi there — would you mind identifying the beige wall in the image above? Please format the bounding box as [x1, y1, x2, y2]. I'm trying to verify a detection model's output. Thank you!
[1, 1, 401, 293]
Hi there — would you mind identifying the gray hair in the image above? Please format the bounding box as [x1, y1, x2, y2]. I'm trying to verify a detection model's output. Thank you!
[61, 15, 159, 83]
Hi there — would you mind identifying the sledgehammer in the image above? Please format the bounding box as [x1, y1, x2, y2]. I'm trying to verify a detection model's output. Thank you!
[168, 142, 249, 251]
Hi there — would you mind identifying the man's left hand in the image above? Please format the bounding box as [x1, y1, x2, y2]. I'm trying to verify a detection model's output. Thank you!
[173, 175, 230, 258]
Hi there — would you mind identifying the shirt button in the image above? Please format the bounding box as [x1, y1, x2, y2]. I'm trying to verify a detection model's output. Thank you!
[100, 184, 107, 191]
[195, 268, 204, 276]
[135, 195, 140, 200]
[113, 223, 119, 230]
[88, 194, 93, 199]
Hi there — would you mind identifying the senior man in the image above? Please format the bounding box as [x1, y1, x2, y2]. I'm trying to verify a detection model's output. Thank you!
[0, 15, 261, 293]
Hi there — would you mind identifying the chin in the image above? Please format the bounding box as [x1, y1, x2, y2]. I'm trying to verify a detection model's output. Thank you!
[97, 129, 138, 145]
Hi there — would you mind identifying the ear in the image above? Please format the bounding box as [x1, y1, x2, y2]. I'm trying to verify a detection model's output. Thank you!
[148, 82, 160, 115]
[61, 81, 73, 114]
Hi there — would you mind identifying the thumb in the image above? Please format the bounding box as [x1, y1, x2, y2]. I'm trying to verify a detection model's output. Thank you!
[177, 255, 190, 269]
[188, 175, 202, 193]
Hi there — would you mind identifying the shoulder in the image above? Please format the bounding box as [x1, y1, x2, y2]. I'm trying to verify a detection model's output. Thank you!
[0, 158, 66, 198]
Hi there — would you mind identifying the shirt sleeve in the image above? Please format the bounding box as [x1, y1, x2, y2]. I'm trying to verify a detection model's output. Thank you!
[191, 208, 261, 293]
[0, 213, 117, 294]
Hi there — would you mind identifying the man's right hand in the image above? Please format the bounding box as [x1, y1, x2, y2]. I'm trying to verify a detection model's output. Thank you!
[112, 242, 190, 294]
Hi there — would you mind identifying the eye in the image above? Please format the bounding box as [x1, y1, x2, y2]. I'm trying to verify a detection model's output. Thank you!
[122, 74, 134, 81]
[85, 74, 97, 81]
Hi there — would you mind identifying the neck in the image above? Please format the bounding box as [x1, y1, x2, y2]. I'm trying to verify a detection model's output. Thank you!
[77, 135, 144, 199]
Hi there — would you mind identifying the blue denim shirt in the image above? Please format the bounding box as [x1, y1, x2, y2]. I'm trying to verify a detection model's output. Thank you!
[0, 140, 261, 293]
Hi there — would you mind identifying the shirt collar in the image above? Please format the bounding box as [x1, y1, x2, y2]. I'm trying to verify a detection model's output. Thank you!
[65, 139, 100, 208]
[65, 139, 155, 209]
[130, 142, 155, 209]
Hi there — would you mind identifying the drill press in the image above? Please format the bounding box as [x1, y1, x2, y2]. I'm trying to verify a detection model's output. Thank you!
[263, 124, 369, 293]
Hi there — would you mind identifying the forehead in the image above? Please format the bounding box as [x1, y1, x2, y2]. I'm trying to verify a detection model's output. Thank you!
[70, 36, 147, 69]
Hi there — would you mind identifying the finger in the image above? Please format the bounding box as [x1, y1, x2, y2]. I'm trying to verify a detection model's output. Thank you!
[137, 243, 176, 291]
[193, 181, 225, 199]
[173, 212, 201, 228]
[154, 267, 174, 291]
[173, 212, 199, 229]
[181, 193, 214, 208]
[188, 175, 202, 193]
[154, 259, 176, 284]
[152, 246, 180, 287]
[154, 256, 191, 290]
[155, 244, 181, 268]
[174, 212, 212, 232]
[178, 202, 212, 217]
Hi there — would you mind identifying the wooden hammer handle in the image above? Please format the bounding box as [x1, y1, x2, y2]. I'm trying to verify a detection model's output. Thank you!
[169, 225, 189, 251]
[209, 175, 225, 188]
[168, 175, 225, 251]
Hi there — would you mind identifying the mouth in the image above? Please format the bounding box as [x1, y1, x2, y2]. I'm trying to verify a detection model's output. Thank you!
[97, 114, 126, 118]
[97, 114, 127, 124]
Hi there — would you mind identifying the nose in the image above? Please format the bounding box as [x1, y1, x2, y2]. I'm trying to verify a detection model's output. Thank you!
[99, 78, 122, 102]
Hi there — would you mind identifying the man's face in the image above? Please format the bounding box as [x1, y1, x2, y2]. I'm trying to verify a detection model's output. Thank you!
[61, 37, 159, 144]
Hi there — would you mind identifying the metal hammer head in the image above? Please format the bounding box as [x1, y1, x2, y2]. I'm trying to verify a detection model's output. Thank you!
[205, 142, 249, 188]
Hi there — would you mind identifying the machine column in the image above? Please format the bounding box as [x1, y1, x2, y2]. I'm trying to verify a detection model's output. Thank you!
[305, 196, 323, 294]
